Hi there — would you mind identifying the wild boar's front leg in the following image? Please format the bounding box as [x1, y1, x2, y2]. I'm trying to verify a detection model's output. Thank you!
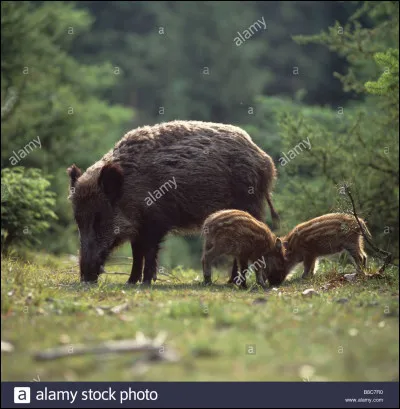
[255, 268, 268, 290]
[127, 241, 144, 284]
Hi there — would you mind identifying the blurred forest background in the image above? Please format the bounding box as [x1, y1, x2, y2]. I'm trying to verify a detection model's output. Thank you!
[1, 1, 399, 269]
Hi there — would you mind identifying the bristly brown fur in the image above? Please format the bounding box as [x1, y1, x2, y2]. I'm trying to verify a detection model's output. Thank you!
[201, 209, 285, 289]
[275, 213, 370, 283]
[67, 120, 280, 284]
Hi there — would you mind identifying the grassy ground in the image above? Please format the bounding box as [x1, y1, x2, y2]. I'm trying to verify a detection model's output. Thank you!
[1, 252, 399, 382]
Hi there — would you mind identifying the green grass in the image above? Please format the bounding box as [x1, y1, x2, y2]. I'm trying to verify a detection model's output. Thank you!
[1, 253, 399, 382]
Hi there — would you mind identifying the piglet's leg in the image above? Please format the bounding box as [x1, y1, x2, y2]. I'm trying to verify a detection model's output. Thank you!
[346, 246, 365, 274]
[302, 255, 316, 279]
[202, 248, 218, 285]
[227, 259, 239, 284]
[255, 267, 268, 290]
[236, 258, 248, 289]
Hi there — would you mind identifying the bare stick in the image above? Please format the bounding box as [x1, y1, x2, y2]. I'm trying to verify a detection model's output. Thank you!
[344, 184, 393, 273]
[34, 333, 168, 361]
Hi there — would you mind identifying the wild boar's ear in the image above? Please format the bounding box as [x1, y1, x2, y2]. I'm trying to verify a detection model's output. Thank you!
[275, 238, 283, 251]
[98, 163, 124, 204]
[67, 164, 82, 188]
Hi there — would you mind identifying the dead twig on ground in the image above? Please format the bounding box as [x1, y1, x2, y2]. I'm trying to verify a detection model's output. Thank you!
[33, 332, 176, 362]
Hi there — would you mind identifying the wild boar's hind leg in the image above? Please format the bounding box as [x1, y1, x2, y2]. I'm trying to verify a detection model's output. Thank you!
[237, 258, 248, 289]
[346, 238, 366, 274]
[302, 254, 317, 279]
[127, 241, 144, 285]
[138, 223, 169, 285]
[362, 252, 368, 270]
[142, 245, 161, 285]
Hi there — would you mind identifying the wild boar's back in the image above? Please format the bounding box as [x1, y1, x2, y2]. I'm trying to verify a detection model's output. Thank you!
[101, 120, 275, 231]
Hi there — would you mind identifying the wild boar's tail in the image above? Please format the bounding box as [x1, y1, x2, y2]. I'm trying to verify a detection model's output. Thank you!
[263, 154, 280, 230]
[266, 191, 280, 230]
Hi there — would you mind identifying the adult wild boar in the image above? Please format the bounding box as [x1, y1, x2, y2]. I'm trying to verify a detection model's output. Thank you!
[67, 120, 279, 284]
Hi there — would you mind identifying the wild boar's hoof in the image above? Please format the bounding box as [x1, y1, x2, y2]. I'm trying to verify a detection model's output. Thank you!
[125, 280, 137, 286]
[125, 276, 141, 285]
[81, 279, 98, 284]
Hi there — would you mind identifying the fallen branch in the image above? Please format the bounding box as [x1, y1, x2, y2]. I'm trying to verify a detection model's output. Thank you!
[344, 184, 393, 274]
[34, 332, 169, 361]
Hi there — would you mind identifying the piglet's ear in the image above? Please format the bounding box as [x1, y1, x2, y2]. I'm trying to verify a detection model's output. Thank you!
[98, 162, 124, 204]
[275, 238, 282, 251]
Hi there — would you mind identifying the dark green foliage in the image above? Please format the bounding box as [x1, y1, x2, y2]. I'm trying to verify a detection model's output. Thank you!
[72, 1, 353, 125]
[273, 1, 399, 259]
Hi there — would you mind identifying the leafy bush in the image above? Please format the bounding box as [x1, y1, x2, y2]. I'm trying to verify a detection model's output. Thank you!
[1, 167, 57, 250]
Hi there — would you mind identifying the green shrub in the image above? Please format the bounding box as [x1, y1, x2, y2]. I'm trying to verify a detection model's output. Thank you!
[1, 167, 57, 250]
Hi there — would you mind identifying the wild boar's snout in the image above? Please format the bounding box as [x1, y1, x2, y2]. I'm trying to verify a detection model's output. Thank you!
[79, 253, 102, 283]
[267, 270, 286, 286]
[79, 236, 103, 283]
